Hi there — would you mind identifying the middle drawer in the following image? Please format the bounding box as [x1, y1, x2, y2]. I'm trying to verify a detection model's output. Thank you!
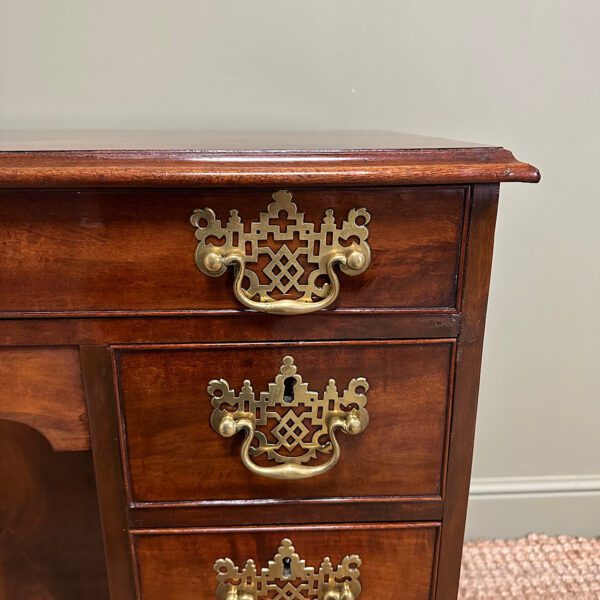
[115, 340, 454, 504]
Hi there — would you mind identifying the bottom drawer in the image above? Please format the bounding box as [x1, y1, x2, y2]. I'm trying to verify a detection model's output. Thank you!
[132, 523, 439, 599]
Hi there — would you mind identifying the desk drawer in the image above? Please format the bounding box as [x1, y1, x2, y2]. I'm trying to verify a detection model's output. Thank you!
[132, 523, 438, 600]
[0, 186, 466, 314]
[116, 340, 453, 504]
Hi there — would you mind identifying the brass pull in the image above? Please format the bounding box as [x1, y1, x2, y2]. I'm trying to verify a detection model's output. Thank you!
[190, 190, 371, 315]
[209, 356, 369, 480]
[214, 538, 362, 599]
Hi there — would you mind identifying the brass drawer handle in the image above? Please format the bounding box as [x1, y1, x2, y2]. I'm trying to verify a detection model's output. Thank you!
[214, 538, 362, 599]
[209, 356, 369, 480]
[191, 190, 371, 315]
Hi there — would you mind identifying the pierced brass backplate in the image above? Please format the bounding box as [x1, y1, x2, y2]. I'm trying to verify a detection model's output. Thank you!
[209, 356, 369, 480]
[190, 190, 371, 315]
[214, 538, 362, 599]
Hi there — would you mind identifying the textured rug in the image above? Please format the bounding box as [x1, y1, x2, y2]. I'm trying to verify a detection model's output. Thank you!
[459, 534, 600, 599]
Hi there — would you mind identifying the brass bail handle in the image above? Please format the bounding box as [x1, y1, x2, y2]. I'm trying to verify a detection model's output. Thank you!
[208, 356, 369, 480]
[217, 410, 365, 480]
[223, 584, 357, 600]
[190, 190, 371, 315]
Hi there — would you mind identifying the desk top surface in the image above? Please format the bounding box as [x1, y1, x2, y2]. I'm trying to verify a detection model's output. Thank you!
[0, 129, 539, 187]
[0, 130, 489, 152]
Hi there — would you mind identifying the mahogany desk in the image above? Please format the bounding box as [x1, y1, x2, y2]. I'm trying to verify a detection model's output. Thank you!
[0, 131, 539, 599]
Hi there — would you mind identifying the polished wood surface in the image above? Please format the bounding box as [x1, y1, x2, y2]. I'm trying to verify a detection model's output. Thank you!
[0, 135, 539, 600]
[0, 131, 539, 187]
[0, 313, 462, 347]
[0, 347, 88, 451]
[0, 129, 490, 151]
[0, 421, 107, 599]
[117, 341, 453, 503]
[435, 184, 500, 599]
[0, 187, 466, 315]
[129, 496, 444, 530]
[133, 523, 439, 600]
[80, 346, 137, 600]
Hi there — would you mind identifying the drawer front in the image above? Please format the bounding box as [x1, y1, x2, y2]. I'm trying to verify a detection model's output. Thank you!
[133, 523, 438, 600]
[116, 340, 453, 503]
[0, 187, 466, 314]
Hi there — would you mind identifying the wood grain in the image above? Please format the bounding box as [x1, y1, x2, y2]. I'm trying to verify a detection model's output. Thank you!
[80, 346, 136, 600]
[129, 496, 444, 529]
[434, 184, 500, 600]
[0, 135, 540, 599]
[0, 131, 539, 187]
[0, 313, 462, 347]
[116, 340, 454, 504]
[132, 522, 439, 600]
[0, 421, 107, 599]
[0, 347, 89, 451]
[0, 129, 498, 151]
[0, 187, 466, 315]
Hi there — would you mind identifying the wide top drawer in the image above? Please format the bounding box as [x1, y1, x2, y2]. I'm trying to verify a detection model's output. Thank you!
[0, 186, 467, 315]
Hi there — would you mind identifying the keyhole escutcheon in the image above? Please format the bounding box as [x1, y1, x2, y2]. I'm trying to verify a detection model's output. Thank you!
[283, 377, 296, 403]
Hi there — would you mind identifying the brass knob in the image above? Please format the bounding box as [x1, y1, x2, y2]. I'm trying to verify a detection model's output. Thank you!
[203, 251, 223, 273]
[346, 250, 366, 271]
[218, 414, 237, 438]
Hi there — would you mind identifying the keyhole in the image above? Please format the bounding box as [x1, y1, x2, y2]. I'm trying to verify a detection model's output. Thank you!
[282, 557, 292, 578]
[283, 377, 296, 403]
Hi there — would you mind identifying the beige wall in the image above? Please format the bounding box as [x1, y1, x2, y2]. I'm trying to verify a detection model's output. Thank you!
[1, 1, 599, 537]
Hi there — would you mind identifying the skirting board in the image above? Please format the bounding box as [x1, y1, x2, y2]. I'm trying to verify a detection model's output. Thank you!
[465, 475, 600, 540]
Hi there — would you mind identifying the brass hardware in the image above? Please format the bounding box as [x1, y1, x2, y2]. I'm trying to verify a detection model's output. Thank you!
[190, 190, 371, 315]
[214, 538, 362, 599]
[209, 356, 369, 480]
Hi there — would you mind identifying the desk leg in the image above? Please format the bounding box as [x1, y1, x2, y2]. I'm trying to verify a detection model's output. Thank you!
[81, 345, 137, 600]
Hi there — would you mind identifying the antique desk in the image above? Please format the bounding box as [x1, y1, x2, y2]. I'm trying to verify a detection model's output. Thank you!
[0, 131, 539, 600]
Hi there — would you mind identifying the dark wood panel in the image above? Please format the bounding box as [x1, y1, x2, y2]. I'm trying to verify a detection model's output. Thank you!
[130, 497, 443, 529]
[434, 184, 500, 600]
[0, 187, 466, 313]
[116, 340, 454, 503]
[0, 421, 107, 600]
[132, 523, 439, 600]
[80, 346, 136, 600]
[0, 347, 88, 451]
[0, 313, 461, 347]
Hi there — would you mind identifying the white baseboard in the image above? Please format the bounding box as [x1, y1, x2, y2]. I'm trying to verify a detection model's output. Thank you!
[465, 475, 600, 540]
